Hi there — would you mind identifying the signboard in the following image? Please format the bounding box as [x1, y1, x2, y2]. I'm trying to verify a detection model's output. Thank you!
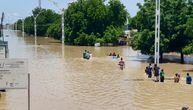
[0, 41, 8, 58]
[0, 46, 5, 58]
[0, 59, 28, 89]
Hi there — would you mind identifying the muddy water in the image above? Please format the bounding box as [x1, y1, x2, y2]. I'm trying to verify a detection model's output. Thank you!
[0, 30, 193, 110]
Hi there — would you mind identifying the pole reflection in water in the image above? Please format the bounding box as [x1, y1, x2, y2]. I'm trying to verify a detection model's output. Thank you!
[62, 44, 64, 59]
[35, 36, 37, 58]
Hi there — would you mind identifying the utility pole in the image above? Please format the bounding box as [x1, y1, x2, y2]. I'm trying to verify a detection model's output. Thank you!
[22, 19, 24, 37]
[47, 0, 65, 44]
[62, 11, 64, 44]
[155, 0, 160, 65]
[15, 21, 17, 31]
[33, 9, 44, 41]
[0, 12, 4, 40]
[126, 17, 129, 30]
[15, 20, 18, 36]
[39, 0, 41, 9]
[34, 17, 37, 39]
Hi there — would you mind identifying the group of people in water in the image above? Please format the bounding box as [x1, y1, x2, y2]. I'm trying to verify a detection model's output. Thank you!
[145, 63, 192, 84]
[109, 52, 120, 59]
[109, 52, 125, 70]
[83, 50, 125, 70]
[83, 50, 192, 84]
[83, 50, 92, 60]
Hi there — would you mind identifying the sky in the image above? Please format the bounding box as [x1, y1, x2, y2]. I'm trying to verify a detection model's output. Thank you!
[0, 0, 144, 23]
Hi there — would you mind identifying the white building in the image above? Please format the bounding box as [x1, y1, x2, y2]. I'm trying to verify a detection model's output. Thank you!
[124, 29, 137, 38]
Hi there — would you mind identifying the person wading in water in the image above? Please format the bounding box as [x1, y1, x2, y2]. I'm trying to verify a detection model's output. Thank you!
[118, 57, 125, 70]
[154, 64, 160, 82]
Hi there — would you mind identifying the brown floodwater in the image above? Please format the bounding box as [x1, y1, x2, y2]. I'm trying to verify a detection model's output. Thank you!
[0, 30, 193, 110]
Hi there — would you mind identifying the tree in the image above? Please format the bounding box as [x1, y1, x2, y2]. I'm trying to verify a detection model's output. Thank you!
[35, 8, 60, 36]
[16, 8, 60, 37]
[24, 16, 34, 35]
[130, 0, 193, 63]
[183, 18, 193, 54]
[47, 19, 61, 40]
[74, 32, 97, 46]
[64, 0, 128, 45]
[15, 0, 128, 46]
[107, 0, 128, 27]
[103, 25, 123, 44]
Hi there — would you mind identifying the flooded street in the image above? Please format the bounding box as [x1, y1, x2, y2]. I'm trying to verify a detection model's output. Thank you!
[0, 30, 193, 110]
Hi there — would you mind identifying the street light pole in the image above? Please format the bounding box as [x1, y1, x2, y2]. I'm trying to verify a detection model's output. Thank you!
[15, 21, 17, 31]
[22, 19, 25, 37]
[47, 0, 67, 44]
[62, 12, 64, 44]
[155, 0, 160, 65]
[33, 10, 44, 40]
[15, 21, 18, 35]
[34, 17, 37, 39]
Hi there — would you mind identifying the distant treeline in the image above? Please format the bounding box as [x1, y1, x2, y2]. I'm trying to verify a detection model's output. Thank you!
[16, 0, 128, 46]
[16, 0, 193, 63]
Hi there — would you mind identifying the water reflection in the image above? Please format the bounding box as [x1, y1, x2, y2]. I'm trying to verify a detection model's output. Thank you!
[35, 36, 37, 58]
[62, 44, 64, 59]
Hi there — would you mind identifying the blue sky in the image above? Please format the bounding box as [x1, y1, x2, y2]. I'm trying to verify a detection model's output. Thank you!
[0, 0, 143, 23]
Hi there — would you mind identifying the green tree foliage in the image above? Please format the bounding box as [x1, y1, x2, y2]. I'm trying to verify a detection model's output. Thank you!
[183, 41, 193, 54]
[16, 0, 128, 45]
[47, 19, 61, 40]
[24, 16, 34, 35]
[16, 19, 22, 30]
[183, 18, 193, 54]
[64, 0, 128, 45]
[16, 8, 60, 36]
[130, 0, 193, 63]
[74, 33, 97, 46]
[108, 0, 128, 27]
[103, 25, 123, 44]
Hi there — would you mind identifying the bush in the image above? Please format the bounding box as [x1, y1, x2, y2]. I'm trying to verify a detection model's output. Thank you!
[183, 41, 193, 55]
[96, 38, 105, 43]
[74, 33, 97, 45]
[103, 25, 123, 44]
[47, 21, 61, 40]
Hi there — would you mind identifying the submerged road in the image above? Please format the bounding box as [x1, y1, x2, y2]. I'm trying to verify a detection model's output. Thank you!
[0, 30, 192, 110]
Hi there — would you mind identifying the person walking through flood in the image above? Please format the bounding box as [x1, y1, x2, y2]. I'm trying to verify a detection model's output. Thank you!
[186, 73, 192, 84]
[112, 52, 116, 59]
[117, 54, 120, 58]
[147, 63, 153, 78]
[86, 51, 90, 60]
[83, 50, 87, 59]
[174, 73, 180, 83]
[89, 51, 92, 60]
[113, 52, 116, 56]
[154, 64, 160, 82]
[118, 57, 125, 70]
[145, 67, 148, 75]
[83, 50, 92, 60]
[160, 69, 165, 82]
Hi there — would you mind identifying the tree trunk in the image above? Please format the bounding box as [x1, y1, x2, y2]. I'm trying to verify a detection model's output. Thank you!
[180, 52, 184, 64]
[160, 52, 163, 63]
